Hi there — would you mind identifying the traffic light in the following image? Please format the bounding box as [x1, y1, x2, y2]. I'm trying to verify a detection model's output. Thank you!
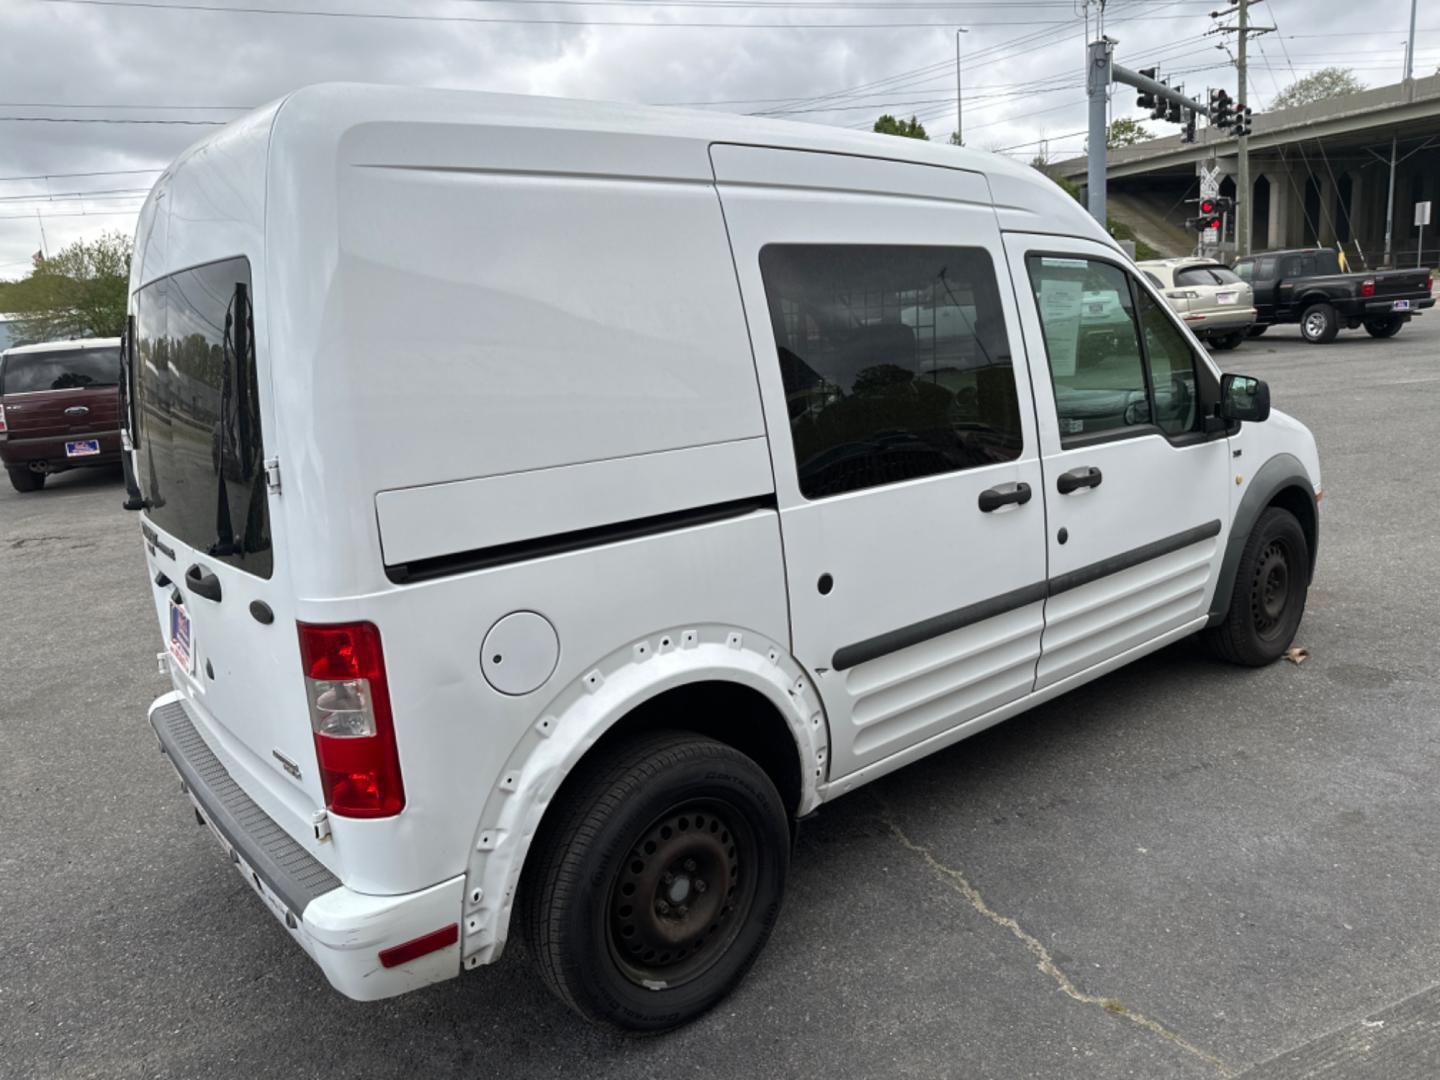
[1136, 67, 1157, 111]
[1209, 89, 1233, 128]
[1233, 103, 1253, 137]
[1166, 87, 1184, 124]
[1183, 108, 1197, 144]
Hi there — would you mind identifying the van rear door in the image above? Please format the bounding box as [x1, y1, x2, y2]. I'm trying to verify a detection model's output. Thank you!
[131, 258, 321, 820]
[714, 146, 1050, 781]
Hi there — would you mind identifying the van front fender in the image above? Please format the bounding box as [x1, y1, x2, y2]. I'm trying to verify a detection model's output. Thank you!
[456, 623, 827, 968]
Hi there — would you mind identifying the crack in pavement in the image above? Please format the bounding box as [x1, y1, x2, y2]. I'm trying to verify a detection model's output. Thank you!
[880, 805, 1234, 1078]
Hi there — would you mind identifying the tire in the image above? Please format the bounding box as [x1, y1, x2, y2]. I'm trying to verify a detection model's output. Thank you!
[521, 730, 790, 1032]
[1363, 317, 1404, 339]
[1205, 507, 1310, 667]
[1246, 324, 1269, 338]
[1299, 302, 1339, 344]
[1209, 331, 1245, 351]
[7, 467, 45, 493]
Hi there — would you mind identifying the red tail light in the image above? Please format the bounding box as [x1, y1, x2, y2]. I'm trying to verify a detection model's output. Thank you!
[297, 621, 405, 818]
[1359, 279, 1376, 298]
[0, 403, 7, 433]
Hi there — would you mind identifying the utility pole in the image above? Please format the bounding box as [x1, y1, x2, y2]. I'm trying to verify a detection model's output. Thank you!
[955, 27, 970, 145]
[1404, 0, 1419, 81]
[1236, 0, 1251, 256]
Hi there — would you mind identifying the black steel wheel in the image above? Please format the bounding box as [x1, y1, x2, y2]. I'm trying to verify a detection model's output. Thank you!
[1205, 506, 1310, 666]
[522, 730, 789, 1032]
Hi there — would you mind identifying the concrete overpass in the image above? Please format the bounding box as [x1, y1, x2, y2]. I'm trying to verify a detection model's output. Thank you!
[1054, 73, 1440, 265]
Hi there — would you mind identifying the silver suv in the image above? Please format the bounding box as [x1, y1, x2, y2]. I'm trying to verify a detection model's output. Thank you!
[1139, 257, 1257, 351]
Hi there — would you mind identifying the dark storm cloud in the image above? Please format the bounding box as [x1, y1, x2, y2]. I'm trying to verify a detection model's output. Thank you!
[0, 0, 1429, 272]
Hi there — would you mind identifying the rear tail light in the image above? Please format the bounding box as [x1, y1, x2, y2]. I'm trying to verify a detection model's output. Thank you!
[0, 403, 7, 433]
[297, 621, 405, 818]
[1359, 279, 1376, 298]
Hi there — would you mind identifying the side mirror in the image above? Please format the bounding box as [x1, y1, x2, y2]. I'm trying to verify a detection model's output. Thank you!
[1220, 373, 1271, 423]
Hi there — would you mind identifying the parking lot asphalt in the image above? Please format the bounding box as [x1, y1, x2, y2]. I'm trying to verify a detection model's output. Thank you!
[3, 316, 1439, 1080]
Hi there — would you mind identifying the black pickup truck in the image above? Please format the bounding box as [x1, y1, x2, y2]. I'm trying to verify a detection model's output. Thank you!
[1231, 248, 1434, 344]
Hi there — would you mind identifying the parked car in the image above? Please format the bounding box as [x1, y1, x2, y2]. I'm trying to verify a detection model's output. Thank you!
[1231, 248, 1434, 343]
[129, 84, 1322, 1032]
[0, 337, 123, 492]
[1138, 258, 1256, 350]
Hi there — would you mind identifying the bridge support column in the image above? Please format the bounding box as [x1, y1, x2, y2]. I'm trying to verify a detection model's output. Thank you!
[1265, 169, 1294, 250]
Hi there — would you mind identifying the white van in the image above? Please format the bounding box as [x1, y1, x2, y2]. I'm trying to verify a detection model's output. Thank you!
[127, 84, 1321, 1031]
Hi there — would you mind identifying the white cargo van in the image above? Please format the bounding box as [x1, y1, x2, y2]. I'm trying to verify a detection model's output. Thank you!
[127, 84, 1321, 1031]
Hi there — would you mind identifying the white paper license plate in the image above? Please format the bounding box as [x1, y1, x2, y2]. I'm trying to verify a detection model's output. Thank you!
[65, 439, 100, 457]
[169, 601, 195, 675]
[1393, 300, 1411, 311]
[1216, 292, 1237, 305]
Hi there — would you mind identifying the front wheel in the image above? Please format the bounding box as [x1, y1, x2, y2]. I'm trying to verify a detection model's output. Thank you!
[1363, 317, 1405, 339]
[7, 467, 45, 493]
[1205, 507, 1310, 666]
[521, 731, 790, 1032]
[1300, 302, 1339, 344]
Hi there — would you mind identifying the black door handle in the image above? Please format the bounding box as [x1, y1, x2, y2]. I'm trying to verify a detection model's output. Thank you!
[978, 481, 1033, 513]
[185, 564, 223, 603]
[1057, 466, 1103, 495]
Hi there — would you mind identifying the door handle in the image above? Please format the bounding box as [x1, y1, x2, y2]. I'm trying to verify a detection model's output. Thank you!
[64, 405, 90, 418]
[1056, 466, 1103, 495]
[978, 481, 1032, 513]
[185, 564, 223, 603]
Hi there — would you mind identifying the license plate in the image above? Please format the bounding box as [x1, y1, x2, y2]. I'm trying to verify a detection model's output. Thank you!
[1393, 300, 1411, 311]
[169, 601, 195, 675]
[65, 439, 100, 458]
[1216, 292, 1237, 305]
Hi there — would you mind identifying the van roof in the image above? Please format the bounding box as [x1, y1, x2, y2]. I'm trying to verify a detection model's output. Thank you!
[152, 82, 1112, 251]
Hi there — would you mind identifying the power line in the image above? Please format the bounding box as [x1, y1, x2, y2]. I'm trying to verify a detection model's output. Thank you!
[37, 0, 1199, 29]
[0, 115, 225, 125]
[0, 167, 164, 183]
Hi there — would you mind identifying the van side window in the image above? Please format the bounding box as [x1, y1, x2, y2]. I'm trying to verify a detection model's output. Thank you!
[758, 244, 1023, 500]
[1136, 291, 1200, 436]
[1024, 256, 1150, 439]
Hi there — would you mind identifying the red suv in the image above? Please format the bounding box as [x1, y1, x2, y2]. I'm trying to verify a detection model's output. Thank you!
[0, 338, 123, 492]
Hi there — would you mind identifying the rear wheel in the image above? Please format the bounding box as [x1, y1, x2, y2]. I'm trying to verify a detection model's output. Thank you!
[1205, 507, 1309, 666]
[7, 467, 45, 493]
[1247, 324, 1269, 338]
[1363, 317, 1405, 339]
[1210, 331, 1246, 351]
[521, 730, 790, 1032]
[1299, 302, 1339, 344]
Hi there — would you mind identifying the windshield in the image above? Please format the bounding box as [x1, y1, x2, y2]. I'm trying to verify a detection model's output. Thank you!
[0, 346, 120, 394]
[1176, 266, 1243, 288]
[133, 257, 272, 579]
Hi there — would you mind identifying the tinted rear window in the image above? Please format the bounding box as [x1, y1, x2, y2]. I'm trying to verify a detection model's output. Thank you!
[1175, 265, 1243, 287]
[133, 257, 272, 579]
[0, 347, 120, 394]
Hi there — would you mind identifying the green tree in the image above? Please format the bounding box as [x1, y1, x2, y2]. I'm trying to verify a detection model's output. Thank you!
[1107, 118, 1154, 148]
[0, 231, 132, 344]
[947, 131, 963, 147]
[1271, 66, 1364, 111]
[873, 114, 929, 140]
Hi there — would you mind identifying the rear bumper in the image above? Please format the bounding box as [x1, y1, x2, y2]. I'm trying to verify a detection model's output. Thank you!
[1362, 298, 1434, 316]
[0, 430, 122, 469]
[148, 694, 464, 1001]
[1181, 308, 1257, 335]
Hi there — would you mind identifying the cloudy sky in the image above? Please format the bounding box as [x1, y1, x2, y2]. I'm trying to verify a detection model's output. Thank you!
[1, 0, 1435, 276]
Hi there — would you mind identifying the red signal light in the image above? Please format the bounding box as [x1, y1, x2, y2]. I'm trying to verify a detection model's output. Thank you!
[1200, 199, 1216, 214]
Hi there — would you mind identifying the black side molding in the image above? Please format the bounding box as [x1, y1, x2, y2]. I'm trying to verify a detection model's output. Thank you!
[1048, 519, 1222, 597]
[831, 520, 1225, 672]
[387, 495, 778, 584]
[833, 581, 1048, 671]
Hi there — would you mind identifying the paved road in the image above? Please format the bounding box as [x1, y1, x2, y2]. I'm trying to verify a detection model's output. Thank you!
[4, 317, 1439, 1080]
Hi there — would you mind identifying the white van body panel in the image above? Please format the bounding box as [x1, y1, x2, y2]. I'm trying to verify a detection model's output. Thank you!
[128, 84, 1320, 1003]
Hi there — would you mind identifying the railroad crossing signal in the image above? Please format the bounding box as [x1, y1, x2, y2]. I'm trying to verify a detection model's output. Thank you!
[1186, 196, 1232, 235]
